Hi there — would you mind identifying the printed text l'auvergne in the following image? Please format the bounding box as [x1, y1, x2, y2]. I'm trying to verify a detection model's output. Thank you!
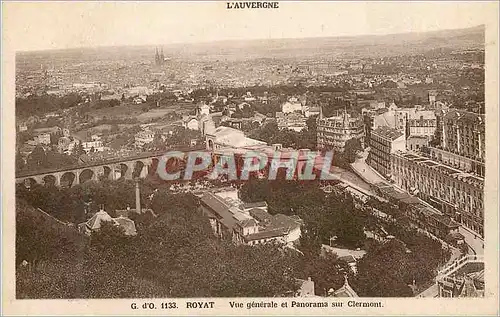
[227, 2, 279, 9]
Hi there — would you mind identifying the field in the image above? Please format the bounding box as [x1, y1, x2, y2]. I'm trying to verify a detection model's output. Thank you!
[87, 101, 197, 123]
[137, 109, 176, 122]
[88, 103, 143, 119]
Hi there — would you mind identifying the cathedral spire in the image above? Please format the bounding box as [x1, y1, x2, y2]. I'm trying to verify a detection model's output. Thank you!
[155, 47, 160, 65]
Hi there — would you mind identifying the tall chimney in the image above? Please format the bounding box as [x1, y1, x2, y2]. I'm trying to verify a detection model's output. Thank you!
[135, 179, 141, 214]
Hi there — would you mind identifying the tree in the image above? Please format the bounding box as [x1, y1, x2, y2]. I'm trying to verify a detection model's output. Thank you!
[165, 127, 202, 147]
[44, 149, 78, 169]
[109, 99, 120, 107]
[90, 221, 129, 252]
[297, 252, 349, 296]
[27, 145, 47, 168]
[171, 242, 300, 297]
[16, 149, 25, 171]
[352, 239, 414, 297]
[15, 199, 85, 269]
[17, 131, 34, 144]
[72, 142, 85, 158]
[306, 115, 318, 132]
[144, 133, 165, 152]
[343, 138, 362, 163]
[240, 179, 366, 249]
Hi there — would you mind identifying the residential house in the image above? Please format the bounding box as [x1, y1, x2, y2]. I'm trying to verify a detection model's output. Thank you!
[199, 190, 302, 246]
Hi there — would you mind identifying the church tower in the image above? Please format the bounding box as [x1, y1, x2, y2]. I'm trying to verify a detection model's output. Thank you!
[160, 48, 165, 63]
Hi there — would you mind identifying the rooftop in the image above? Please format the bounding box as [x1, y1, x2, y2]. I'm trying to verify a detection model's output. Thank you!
[201, 191, 302, 242]
[372, 126, 404, 141]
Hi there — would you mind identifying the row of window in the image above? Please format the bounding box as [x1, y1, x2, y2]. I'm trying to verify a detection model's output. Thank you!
[392, 163, 483, 193]
[393, 174, 484, 215]
[318, 133, 364, 139]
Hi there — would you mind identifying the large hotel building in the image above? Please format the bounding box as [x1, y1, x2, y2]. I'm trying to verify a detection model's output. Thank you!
[389, 110, 485, 237]
[391, 151, 484, 236]
[439, 110, 485, 176]
[317, 109, 365, 152]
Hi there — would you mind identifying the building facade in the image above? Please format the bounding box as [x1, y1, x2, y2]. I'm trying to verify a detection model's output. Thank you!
[82, 136, 104, 153]
[368, 126, 405, 178]
[441, 110, 485, 163]
[370, 108, 437, 140]
[391, 151, 484, 237]
[317, 109, 365, 152]
[406, 135, 429, 152]
[407, 113, 437, 139]
[428, 146, 485, 177]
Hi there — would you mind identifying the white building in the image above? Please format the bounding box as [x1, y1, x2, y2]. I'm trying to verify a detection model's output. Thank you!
[82, 135, 104, 153]
[368, 126, 406, 178]
[205, 126, 266, 151]
[282, 97, 303, 114]
[198, 103, 210, 116]
[82, 140, 104, 153]
[182, 116, 199, 131]
[34, 133, 51, 145]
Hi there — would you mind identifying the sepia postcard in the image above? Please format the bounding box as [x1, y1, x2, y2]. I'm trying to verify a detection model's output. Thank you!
[1, 1, 499, 316]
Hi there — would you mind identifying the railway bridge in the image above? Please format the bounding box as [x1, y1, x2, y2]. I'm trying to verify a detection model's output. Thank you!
[16, 146, 204, 188]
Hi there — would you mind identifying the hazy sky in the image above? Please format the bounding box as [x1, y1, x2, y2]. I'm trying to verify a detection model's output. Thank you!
[2, 1, 496, 51]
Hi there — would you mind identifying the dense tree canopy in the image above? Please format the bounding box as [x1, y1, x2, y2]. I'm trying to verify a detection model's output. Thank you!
[343, 138, 363, 163]
[15, 187, 303, 298]
[240, 178, 366, 249]
[16, 93, 83, 118]
[249, 120, 317, 150]
[16, 175, 449, 299]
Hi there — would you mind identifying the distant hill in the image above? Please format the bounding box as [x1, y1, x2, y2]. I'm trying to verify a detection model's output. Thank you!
[17, 25, 485, 65]
[169, 25, 485, 60]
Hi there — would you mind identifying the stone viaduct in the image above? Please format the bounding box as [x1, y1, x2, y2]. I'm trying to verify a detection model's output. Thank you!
[16, 146, 204, 188]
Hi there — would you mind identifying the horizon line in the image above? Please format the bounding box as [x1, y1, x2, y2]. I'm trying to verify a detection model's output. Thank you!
[16, 24, 485, 54]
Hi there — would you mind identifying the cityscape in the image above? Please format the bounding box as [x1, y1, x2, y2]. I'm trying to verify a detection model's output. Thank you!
[14, 18, 486, 300]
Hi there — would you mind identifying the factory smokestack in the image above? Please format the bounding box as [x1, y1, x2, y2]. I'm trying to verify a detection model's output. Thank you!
[135, 179, 141, 214]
